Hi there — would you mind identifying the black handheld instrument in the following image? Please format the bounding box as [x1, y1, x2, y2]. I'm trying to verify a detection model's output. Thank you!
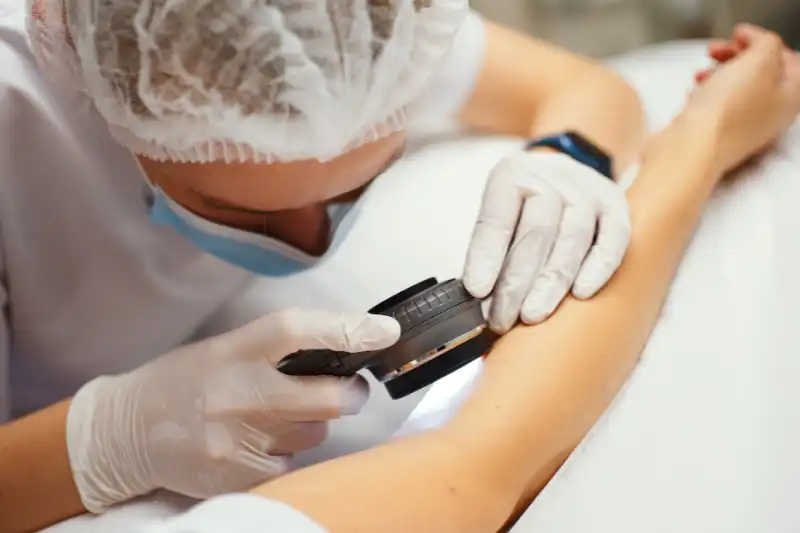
[278, 278, 496, 399]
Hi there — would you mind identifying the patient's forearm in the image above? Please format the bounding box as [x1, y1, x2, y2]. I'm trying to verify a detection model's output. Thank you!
[449, 113, 723, 510]
[528, 64, 645, 176]
[252, 113, 722, 533]
[459, 22, 645, 175]
[0, 399, 85, 533]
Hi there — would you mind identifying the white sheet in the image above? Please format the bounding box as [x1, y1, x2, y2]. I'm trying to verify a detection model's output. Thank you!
[41, 40, 800, 533]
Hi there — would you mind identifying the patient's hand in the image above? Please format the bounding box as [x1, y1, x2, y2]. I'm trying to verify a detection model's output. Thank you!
[689, 24, 800, 174]
[697, 26, 798, 84]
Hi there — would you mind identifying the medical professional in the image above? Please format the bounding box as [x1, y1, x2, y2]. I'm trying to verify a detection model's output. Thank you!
[0, 1, 643, 531]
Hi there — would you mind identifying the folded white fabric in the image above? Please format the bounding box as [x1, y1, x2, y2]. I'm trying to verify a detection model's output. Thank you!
[137, 494, 326, 533]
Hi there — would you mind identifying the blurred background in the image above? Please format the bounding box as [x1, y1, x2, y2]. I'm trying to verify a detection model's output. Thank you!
[470, 0, 800, 57]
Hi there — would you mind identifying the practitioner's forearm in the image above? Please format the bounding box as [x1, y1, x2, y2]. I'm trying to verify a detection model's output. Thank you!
[447, 112, 722, 502]
[0, 399, 85, 533]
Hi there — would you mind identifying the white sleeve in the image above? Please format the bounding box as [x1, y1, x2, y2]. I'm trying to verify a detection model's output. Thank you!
[0, 251, 10, 424]
[0, 0, 26, 425]
[138, 493, 328, 533]
[407, 9, 486, 131]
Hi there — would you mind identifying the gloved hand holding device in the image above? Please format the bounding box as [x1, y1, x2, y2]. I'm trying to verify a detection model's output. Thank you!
[464, 144, 632, 333]
[66, 309, 400, 513]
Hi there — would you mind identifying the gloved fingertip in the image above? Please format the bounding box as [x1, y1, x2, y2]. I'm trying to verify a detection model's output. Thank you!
[365, 313, 402, 334]
[520, 283, 563, 325]
[480, 298, 492, 321]
[272, 457, 291, 477]
[572, 276, 604, 300]
[489, 322, 510, 335]
[358, 314, 402, 350]
[570, 284, 591, 300]
[520, 307, 549, 326]
[340, 377, 370, 416]
[521, 293, 562, 324]
[573, 263, 612, 300]
[463, 273, 493, 300]
[488, 311, 514, 335]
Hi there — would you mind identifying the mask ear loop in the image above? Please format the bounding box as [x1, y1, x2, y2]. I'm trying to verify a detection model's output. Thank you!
[130, 151, 157, 186]
[130, 154, 159, 212]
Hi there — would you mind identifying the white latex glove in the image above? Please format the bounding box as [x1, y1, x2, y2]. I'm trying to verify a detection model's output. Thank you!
[464, 151, 631, 333]
[67, 309, 400, 513]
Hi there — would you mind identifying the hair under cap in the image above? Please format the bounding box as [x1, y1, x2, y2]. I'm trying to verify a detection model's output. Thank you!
[27, 0, 467, 163]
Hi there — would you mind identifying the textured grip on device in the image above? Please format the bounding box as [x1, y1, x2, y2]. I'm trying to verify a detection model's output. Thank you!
[278, 278, 483, 384]
[372, 279, 472, 332]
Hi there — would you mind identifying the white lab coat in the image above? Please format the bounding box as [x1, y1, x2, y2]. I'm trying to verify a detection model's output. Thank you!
[0, 8, 252, 421]
[0, 3, 486, 531]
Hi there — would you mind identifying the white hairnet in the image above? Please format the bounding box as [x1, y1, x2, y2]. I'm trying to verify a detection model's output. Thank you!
[27, 0, 85, 92]
[27, 0, 467, 164]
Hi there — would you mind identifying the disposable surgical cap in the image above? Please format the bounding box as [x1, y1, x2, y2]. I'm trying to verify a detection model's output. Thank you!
[27, 0, 467, 163]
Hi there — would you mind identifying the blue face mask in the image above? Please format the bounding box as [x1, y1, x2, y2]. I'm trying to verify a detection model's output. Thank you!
[146, 185, 361, 277]
[140, 146, 403, 277]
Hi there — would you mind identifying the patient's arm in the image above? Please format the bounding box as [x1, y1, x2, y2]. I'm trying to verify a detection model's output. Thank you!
[459, 20, 645, 174]
[250, 111, 722, 533]
[453, 119, 719, 521]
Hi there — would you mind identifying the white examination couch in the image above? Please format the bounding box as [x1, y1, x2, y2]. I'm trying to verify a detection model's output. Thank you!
[42, 41, 800, 533]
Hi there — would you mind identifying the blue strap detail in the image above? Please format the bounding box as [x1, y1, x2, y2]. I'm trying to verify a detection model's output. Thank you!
[526, 134, 613, 179]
